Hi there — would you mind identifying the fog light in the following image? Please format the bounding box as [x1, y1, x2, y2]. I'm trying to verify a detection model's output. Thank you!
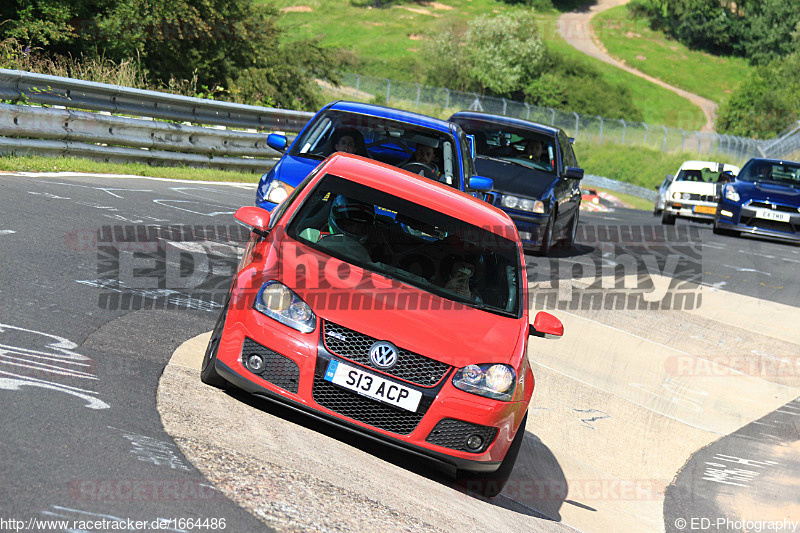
[720, 210, 733, 218]
[247, 354, 265, 373]
[518, 231, 532, 241]
[466, 435, 484, 451]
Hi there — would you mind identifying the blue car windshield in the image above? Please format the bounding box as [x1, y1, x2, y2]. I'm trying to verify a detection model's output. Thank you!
[453, 119, 556, 174]
[738, 161, 800, 187]
[288, 110, 461, 188]
[286, 174, 522, 317]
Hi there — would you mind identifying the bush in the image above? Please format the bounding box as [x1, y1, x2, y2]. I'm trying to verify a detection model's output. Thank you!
[424, 11, 545, 96]
[717, 52, 800, 138]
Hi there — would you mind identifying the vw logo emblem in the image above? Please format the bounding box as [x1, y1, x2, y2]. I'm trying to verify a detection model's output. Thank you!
[369, 341, 398, 370]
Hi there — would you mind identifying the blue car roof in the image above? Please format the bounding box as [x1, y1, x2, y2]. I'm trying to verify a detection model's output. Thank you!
[326, 101, 457, 133]
[449, 111, 561, 136]
[745, 157, 800, 165]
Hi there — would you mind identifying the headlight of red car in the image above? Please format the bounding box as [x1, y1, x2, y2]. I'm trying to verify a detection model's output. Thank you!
[452, 363, 517, 401]
[254, 281, 316, 333]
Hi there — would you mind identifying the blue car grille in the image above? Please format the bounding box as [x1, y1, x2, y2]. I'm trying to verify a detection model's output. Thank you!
[747, 201, 799, 214]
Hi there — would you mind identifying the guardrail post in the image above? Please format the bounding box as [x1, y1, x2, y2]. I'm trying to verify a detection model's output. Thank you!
[444, 88, 450, 110]
[597, 116, 603, 144]
[502, 98, 508, 116]
[573, 112, 579, 139]
[661, 125, 667, 151]
[524, 102, 530, 120]
[386, 79, 391, 103]
[620, 119, 626, 144]
[548, 107, 555, 126]
[355, 74, 360, 97]
[415, 83, 421, 108]
[697, 131, 702, 153]
[642, 122, 648, 145]
[680, 128, 686, 152]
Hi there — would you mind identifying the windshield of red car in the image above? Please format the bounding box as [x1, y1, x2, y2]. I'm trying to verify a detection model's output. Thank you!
[286, 174, 522, 317]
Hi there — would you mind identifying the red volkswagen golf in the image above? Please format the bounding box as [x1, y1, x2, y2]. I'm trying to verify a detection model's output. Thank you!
[201, 153, 563, 497]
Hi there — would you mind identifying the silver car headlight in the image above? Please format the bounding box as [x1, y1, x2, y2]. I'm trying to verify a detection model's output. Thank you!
[264, 180, 295, 204]
[501, 195, 545, 214]
[452, 363, 516, 401]
[724, 186, 740, 202]
[254, 281, 316, 333]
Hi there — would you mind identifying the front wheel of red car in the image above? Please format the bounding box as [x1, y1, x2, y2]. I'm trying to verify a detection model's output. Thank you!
[200, 298, 229, 389]
[456, 412, 527, 498]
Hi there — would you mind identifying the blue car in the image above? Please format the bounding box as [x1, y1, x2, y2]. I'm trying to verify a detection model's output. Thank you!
[714, 157, 800, 243]
[449, 111, 584, 255]
[256, 101, 492, 211]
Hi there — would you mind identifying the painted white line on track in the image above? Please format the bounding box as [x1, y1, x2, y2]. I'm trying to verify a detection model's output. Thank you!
[0, 230, 15, 236]
[722, 265, 772, 275]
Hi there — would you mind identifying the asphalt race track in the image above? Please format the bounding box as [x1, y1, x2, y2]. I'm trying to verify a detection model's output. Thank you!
[1, 172, 797, 532]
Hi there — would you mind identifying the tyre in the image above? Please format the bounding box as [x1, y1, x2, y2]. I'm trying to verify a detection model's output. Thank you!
[455, 412, 527, 498]
[201, 297, 230, 389]
[538, 213, 554, 256]
[661, 210, 676, 225]
[560, 209, 579, 250]
[712, 217, 737, 237]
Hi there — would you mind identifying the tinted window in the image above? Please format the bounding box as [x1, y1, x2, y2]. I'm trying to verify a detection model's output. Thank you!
[287, 174, 522, 316]
[288, 110, 461, 188]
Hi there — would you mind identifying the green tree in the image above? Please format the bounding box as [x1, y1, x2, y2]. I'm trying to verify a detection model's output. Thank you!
[717, 52, 800, 137]
[424, 11, 545, 97]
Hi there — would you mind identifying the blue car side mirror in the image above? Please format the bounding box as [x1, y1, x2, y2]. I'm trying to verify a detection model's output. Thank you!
[468, 176, 493, 192]
[267, 133, 288, 152]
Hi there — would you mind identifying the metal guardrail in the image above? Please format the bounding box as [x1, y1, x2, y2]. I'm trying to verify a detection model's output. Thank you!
[0, 69, 314, 173]
[0, 69, 313, 130]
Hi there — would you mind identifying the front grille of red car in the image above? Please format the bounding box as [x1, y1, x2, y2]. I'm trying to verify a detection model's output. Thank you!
[312, 374, 428, 435]
[323, 321, 451, 387]
[241, 338, 300, 394]
[426, 418, 498, 454]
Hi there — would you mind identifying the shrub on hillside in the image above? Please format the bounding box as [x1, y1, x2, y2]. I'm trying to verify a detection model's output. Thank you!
[717, 52, 800, 138]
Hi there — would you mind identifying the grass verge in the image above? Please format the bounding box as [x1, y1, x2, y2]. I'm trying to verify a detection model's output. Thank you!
[592, 6, 751, 105]
[576, 141, 747, 190]
[0, 155, 262, 182]
[537, 14, 706, 129]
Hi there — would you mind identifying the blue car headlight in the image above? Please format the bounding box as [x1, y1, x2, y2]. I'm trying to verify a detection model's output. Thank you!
[254, 281, 316, 333]
[452, 363, 516, 401]
[501, 195, 545, 214]
[724, 186, 740, 202]
[264, 180, 295, 205]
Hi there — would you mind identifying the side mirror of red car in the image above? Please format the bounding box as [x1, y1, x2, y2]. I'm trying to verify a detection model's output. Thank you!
[235, 206, 271, 237]
[529, 311, 564, 339]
